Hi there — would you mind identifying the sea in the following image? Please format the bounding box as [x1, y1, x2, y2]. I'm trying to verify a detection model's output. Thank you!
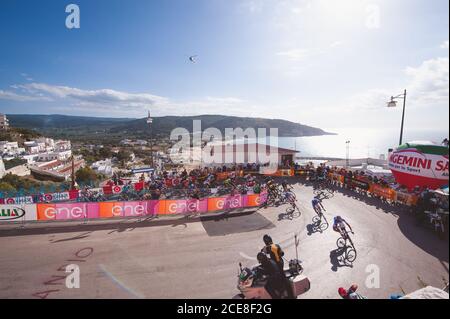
[242, 127, 449, 161]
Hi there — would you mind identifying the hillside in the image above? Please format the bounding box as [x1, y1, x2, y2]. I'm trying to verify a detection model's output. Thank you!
[7, 114, 334, 143]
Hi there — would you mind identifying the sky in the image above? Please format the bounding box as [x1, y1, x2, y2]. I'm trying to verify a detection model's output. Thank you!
[0, 0, 448, 134]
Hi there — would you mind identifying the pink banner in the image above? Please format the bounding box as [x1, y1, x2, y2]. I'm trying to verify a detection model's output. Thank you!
[32, 193, 267, 221]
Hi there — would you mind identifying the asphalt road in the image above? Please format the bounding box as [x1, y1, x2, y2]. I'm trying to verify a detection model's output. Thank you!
[0, 182, 448, 299]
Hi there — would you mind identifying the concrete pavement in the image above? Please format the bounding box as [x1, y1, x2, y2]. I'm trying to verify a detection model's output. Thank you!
[0, 182, 448, 299]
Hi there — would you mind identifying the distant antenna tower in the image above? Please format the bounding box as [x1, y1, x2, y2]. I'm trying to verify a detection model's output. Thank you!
[147, 110, 154, 167]
[146, 110, 153, 124]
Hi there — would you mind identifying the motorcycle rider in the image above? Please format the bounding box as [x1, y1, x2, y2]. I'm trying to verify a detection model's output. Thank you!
[256, 252, 293, 299]
[261, 234, 285, 272]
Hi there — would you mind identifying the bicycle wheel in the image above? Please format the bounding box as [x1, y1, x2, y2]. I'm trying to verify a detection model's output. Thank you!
[312, 215, 321, 225]
[291, 204, 301, 218]
[346, 248, 357, 262]
[313, 189, 324, 197]
[336, 237, 346, 248]
[286, 191, 296, 201]
[319, 221, 329, 231]
[325, 190, 334, 198]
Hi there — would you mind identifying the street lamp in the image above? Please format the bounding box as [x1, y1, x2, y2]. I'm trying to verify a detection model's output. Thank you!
[147, 110, 154, 168]
[387, 89, 407, 146]
[345, 140, 350, 168]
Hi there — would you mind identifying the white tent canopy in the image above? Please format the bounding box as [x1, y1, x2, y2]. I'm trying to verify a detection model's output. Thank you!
[401, 286, 449, 299]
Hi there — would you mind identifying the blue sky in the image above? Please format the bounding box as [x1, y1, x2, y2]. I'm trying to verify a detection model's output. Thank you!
[0, 0, 448, 133]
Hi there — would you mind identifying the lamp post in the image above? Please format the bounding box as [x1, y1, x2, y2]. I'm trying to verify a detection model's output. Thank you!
[345, 140, 350, 168]
[147, 111, 154, 168]
[387, 89, 407, 146]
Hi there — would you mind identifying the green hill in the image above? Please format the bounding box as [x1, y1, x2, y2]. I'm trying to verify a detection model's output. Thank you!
[7, 114, 334, 143]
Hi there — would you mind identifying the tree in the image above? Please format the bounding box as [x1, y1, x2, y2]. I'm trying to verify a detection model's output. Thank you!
[0, 182, 16, 194]
[99, 146, 113, 159]
[115, 150, 131, 166]
[75, 167, 98, 186]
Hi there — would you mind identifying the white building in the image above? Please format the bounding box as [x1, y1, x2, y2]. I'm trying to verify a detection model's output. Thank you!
[0, 141, 20, 154]
[136, 140, 148, 145]
[120, 139, 133, 145]
[0, 114, 9, 131]
[91, 159, 114, 177]
[36, 137, 55, 150]
[37, 150, 72, 162]
[0, 157, 5, 178]
[55, 140, 71, 151]
[21, 154, 39, 164]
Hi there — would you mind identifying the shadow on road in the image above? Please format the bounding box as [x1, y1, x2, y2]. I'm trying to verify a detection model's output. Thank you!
[397, 212, 449, 266]
[201, 212, 275, 236]
[49, 231, 93, 243]
[306, 220, 329, 236]
[0, 209, 259, 238]
[299, 181, 449, 266]
[330, 247, 354, 272]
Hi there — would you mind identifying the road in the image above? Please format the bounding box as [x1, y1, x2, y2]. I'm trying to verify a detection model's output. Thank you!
[0, 182, 448, 299]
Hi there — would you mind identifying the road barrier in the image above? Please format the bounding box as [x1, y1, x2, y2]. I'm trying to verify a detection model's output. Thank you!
[1, 167, 423, 218]
[0, 192, 268, 223]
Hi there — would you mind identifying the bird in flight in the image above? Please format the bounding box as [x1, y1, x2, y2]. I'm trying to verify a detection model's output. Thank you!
[189, 55, 197, 63]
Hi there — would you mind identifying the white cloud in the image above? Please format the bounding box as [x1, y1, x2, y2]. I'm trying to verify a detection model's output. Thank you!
[0, 89, 51, 102]
[405, 57, 449, 104]
[239, 0, 264, 14]
[276, 48, 323, 62]
[5, 82, 254, 118]
[276, 41, 342, 65]
[20, 83, 169, 110]
[440, 40, 449, 50]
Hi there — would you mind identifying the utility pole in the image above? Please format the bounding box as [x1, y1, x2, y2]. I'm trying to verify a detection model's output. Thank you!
[147, 111, 154, 168]
[70, 155, 75, 190]
[399, 89, 407, 146]
[346, 141, 350, 168]
[387, 89, 407, 146]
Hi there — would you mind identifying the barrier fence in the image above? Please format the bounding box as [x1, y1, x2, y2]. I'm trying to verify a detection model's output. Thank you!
[326, 172, 418, 205]
[0, 167, 425, 223]
[0, 192, 268, 223]
[0, 169, 296, 205]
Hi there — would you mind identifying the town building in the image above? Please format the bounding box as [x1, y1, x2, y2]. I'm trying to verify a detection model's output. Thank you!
[0, 114, 9, 130]
[179, 142, 299, 168]
[0, 157, 5, 178]
[91, 159, 114, 177]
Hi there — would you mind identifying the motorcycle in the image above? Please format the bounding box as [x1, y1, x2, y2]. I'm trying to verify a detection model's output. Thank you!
[233, 235, 311, 299]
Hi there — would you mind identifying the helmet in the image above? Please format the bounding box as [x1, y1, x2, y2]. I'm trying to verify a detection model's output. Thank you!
[338, 287, 347, 297]
[335, 216, 342, 222]
[350, 284, 358, 292]
[263, 234, 273, 245]
[239, 268, 253, 282]
[257, 252, 268, 264]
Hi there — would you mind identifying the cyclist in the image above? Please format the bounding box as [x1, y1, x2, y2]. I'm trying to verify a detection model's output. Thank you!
[223, 177, 235, 189]
[281, 180, 292, 192]
[333, 215, 354, 239]
[312, 195, 325, 215]
[266, 178, 278, 196]
[245, 174, 256, 187]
